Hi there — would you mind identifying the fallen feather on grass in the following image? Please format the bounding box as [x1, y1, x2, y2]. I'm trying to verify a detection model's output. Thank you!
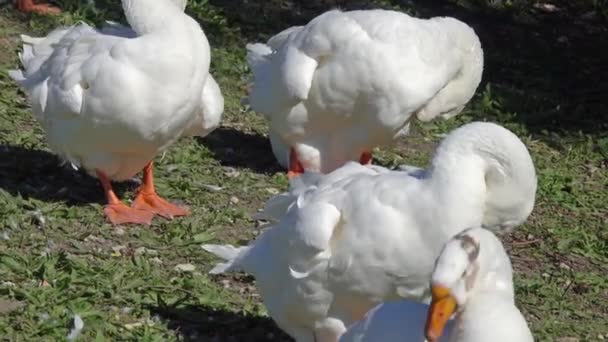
[38, 312, 50, 323]
[223, 167, 240, 178]
[29, 209, 46, 228]
[201, 184, 224, 192]
[111, 245, 126, 257]
[66, 314, 84, 341]
[124, 318, 156, 330]
[174, 263, 196, 272]
[135, 247, 158, 256]
[265, 187, 279, 195]
[150, 257, 163, 264]
[124, 322, 143, 330]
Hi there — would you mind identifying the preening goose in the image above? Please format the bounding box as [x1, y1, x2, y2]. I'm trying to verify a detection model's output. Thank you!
[202, 122, 536, 341]
[246, 9, 483, 177]
[9, 0, 223, 225]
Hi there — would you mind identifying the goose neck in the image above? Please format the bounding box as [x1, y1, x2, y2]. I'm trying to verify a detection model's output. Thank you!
[122, 0, 182, 35]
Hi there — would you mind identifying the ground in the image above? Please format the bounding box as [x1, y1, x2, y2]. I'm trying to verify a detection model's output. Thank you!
[0, 0, 607, 340]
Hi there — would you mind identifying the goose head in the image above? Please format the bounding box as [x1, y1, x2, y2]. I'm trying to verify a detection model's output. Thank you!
[430, 122, 537, 234]
[424, 227, 514, 341]
[416, 17, 483, 122]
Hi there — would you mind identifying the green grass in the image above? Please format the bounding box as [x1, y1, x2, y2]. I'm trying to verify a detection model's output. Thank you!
[0, 0, 607, 340]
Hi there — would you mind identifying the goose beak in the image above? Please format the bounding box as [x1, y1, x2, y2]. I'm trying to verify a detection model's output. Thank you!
[425, 285, 457, 342]
[287, 148, 304, 179]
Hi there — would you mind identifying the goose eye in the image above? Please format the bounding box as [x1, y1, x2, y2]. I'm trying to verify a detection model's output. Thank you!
[461, 270, 467, 278]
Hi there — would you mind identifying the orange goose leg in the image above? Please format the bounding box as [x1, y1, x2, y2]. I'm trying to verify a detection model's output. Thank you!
[359, 151, 373, 165]
[132, 161, 189, 218]
[16, 0, 61, 14]
[96, 170, 153, 225]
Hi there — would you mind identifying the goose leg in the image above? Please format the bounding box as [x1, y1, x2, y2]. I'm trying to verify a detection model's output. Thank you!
[287, 147, 305, 179]
[96, 170, 153, 225]
[16, 0, 61, 14]
[359, 151, 372, 165]
[132, 161, 189, 218]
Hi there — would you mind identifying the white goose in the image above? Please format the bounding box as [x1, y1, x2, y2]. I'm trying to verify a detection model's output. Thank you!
[340, 227, 534, 342]
[246, 9, 483, 177]
[9, 0, 223, 225]
[202, 122, 537, 342]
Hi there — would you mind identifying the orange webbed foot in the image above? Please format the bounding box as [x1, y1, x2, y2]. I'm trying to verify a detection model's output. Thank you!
[104, 203, 154, 226]
[131, 161, 189, 219]
[132, 192, 189, 219]
[97, 169, 153, 226]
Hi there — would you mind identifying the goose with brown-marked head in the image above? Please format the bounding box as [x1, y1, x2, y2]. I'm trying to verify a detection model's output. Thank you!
[339, 227, 533, 342]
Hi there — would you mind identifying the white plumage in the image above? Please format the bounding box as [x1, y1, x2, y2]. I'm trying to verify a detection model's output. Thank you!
[339, 300, 449, 342]
[202, 122, 536, 342]
[9, 0, 223, 224]
[340, 228, 533, 342]
[425, 228, 534, 342]
[246, 9, 483, 173]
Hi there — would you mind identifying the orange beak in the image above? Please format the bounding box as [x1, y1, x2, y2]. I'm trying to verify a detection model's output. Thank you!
[287, 171, 300, 179]
[287, 148, 304, 179]
[425, 285, 457, 342]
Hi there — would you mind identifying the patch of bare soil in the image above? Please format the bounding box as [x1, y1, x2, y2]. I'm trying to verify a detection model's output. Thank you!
[0, 10, 28, 67]
[0, 299, 25, 314]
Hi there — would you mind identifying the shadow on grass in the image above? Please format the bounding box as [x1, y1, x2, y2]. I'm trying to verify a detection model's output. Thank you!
[412, 0, 608, 135]
[0, 144, 135, 205]
[151, 304, 291, 341]
[198, 127, 283, 175]
[206, 0, 608, 136]
[206, 0, 396, 41]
